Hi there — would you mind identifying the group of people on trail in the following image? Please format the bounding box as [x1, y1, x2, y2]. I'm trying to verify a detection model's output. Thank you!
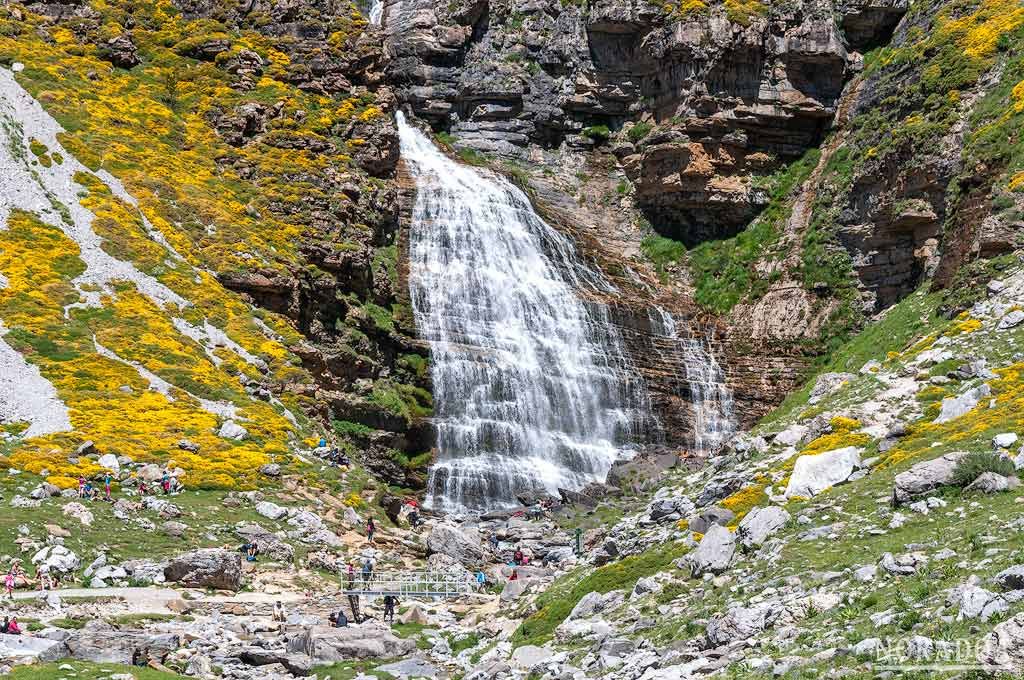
[76, 468, 179, 504]
[4, 561, 57, 599]
[315, 438, 352, 468]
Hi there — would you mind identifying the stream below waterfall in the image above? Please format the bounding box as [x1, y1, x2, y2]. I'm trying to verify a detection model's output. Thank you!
[397, 113, 733, 511]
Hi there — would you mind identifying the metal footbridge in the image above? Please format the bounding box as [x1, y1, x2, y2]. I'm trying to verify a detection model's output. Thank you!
[340, 570, 483, 600]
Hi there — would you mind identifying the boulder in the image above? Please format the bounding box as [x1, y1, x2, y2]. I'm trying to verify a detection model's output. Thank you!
[0, 632, 67, 661]
[259, 463, 281, 477]
[163, 549, 242, 590]
[62, 501, 94, 526]
[426, 523, 484, 568]
[65, 627, 179, 664]
[235, 524, 295, 562]
[994, 433, 1020, 450]
[686, 524, 735, 577]
[774, 424, 808, 447]
[162, 521, 188, 538]
[142, 496, 182, 518]
[965, 472, 1018, 495]
[785, 447, 862, 498]
[138, 463, 163, 481]
[509, 644, 554, 671]
[934, 384, 991, 424]
[705, 603, 779, 647]
[978, 613, 1024, 671]
[218, 420, 248, 440]
[998, 310, 1024, 331]
[97, 453, 120, 471]
[892, 452, 967, 504]
[809, 372, 853, 404]
[256, 501, 288, 520]
[648, 497, 696, 522]
[686, 506, 734, 534]
[737, 506, 791, 549]
[287, 624, 415, 661]
[953, 584, 1007, 622]
[32, 545, 80, 574]
[995, 566, 1024, 592]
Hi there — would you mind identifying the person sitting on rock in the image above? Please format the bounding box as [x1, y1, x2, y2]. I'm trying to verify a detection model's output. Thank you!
[329, 609, 348, 627]
[383, 594, 398, 623]
[513, 547, 525, 566]
[246, 541, 259, 562]
[137, 478, 150, 496]
[83, 481, 95, 500]
[272, 600, 286, 623]
[6, 617, 20, 635]
[509, 569, 519, 581]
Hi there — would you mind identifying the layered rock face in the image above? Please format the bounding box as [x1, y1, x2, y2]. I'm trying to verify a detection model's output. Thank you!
[381, 0, 906, 244]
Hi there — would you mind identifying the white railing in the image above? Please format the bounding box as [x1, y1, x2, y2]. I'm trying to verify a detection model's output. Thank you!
[341, 570, 480, 599]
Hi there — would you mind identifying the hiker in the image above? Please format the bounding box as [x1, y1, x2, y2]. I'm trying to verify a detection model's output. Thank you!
[104, 472, 113, 501]
[272, 601, 286, 623]
[489, 534, 499, 551]
[509, 569, 519, 581]
[246, 541, 259, 562]
[366, 517, 376, 543]
[37, 563, 50, 592]
[137, 478, 150, 496]
[83, 480, 95, 500]
[6, 618, 20, 635]
[5, 569, 14, 599]
[161, 471, 171, 495]
[475, 570, 486, 588]
[361, 557, 373, 587]
[77, 476, 86, 498]
[513, 547, 525, 566]
[1, 616, 8, 633]
[346, 562, 356, 590]
[329, 609, 348, 627]
[382, 594, 398, 623]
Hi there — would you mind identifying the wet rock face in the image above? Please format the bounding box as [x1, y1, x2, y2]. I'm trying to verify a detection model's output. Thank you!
[381, 0, 905, 244]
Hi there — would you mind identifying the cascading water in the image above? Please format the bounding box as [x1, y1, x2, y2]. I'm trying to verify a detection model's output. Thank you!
[397, 113, 660, 511]
[649, 307, 735, 455]
[368, 0, 383, 25]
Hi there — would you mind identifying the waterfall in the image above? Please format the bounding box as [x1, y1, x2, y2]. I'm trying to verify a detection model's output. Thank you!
[649, 308, 735, 456]
[397, 113, 659, 511]
[368, 0, 384, 25]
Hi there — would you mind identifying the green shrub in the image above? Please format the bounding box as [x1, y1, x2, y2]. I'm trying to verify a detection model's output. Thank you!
[952, 451, 1016, 487]
[582, 125, 611, 143]
[627, 122, 653, 143]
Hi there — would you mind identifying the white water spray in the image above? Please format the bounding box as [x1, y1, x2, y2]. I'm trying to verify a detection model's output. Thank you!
[397, 113, 659, 510]
[649, 308, 735, 455]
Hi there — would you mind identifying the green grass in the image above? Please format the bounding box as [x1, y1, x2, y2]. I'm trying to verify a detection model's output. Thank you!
[511, 540, 688, 648]
[675, 148, 821, 314]
[312, 659, 396, 679]
[640, 234, 686, 281]
[109, 612, 180, 627]
[7, 661, 187, 679]
[626, 122, 653, 143]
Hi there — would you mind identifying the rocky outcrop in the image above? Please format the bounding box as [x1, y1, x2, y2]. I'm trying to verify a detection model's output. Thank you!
[164, 549, 243, 591]
[382, 0, 904, 244]
[287, 624, 417, 661]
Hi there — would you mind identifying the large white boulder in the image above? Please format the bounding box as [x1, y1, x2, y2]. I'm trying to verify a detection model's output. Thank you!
[785, 447, 862, 498]
[737, 506, 791, 549]
[686, 524, 736, 576]
[934, 384, 991, 424]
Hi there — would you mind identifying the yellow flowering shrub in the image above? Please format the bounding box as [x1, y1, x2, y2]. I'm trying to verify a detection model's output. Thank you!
[719, 483, 768, 524]
[798, 417, 868, 457]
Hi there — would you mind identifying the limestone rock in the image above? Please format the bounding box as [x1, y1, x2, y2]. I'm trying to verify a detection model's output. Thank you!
[287, 624, 415, 661]
[218, 420, 248, 440]
[892, 452, 967, 504]
[934, 385, 991, 424]
[256, 501, 288, 520]
[65, 627, 178, 664]
[965, 472, 1018, 495]
[163, 549, 242, 590]
[426, 522, 484, 568]
[737, 506, 791, 549]
[995, 565, 1024, 591]
[686, 524, 736, 576]
[785, 447, 862, 498]
[978, 613, 1024, 671]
